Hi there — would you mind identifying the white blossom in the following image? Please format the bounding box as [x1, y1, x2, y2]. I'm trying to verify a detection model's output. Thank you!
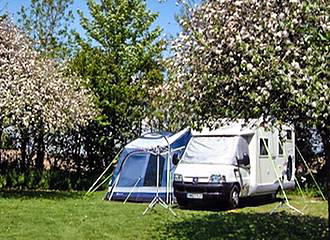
[0, 18, 97, 133]
[158, 0, 329, 130]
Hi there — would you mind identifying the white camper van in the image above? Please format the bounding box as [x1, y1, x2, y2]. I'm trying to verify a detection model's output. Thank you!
[173, 121, 295, 208]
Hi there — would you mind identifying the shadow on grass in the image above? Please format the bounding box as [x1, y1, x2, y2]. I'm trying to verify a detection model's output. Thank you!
[155, 212, 328, 240]
[0, 190, 84, 200]
[173, 195, 280, 212]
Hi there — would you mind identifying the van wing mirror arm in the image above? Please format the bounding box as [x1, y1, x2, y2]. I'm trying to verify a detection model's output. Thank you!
[172, 153, 180, 165]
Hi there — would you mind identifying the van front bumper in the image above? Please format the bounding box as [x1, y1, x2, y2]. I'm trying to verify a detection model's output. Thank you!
[173, 181, 235, 203]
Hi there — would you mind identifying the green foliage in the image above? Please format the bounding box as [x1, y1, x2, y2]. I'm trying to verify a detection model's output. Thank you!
[0, 131, 16, 149]
[294, 186, 327, 199]
[17, 0, 75, 60]
[0, 175, 5, 189]
[0, 192, 327, 239]
[70, 0, 164, 162]
[0, 164, 108, 191]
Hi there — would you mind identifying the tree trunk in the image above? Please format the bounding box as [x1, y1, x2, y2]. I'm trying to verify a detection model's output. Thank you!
[36, 131, 45, 171]
[0, 130, 2, 163]
[35, 117, 45, 171]
[21, 135, 28, 171]
[0, 119, 3, 163]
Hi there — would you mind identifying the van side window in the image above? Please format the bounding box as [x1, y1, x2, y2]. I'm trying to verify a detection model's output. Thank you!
[286, 130, 292, 140]
[260, 138, 268, 155]
[278, 141, 283, 155]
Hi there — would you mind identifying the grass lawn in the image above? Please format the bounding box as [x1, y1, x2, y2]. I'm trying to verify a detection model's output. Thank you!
[0, 191, 327, 240]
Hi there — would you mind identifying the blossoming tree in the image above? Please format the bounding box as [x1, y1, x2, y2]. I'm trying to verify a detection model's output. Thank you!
[0, 17, 96, 170]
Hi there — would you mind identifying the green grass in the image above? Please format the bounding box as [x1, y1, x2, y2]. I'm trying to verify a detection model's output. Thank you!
[0, 191, 327, 240]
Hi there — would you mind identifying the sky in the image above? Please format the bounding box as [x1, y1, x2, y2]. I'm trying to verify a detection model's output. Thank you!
[1, 0, 183, 39]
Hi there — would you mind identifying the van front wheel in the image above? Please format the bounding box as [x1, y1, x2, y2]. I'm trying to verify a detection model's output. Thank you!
[176, 198, 188, 208]
[228, 185, 240, 209]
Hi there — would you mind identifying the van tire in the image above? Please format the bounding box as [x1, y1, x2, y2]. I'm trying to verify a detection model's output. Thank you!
[176, 198, 188, 208]
[228, 185, 240, 209]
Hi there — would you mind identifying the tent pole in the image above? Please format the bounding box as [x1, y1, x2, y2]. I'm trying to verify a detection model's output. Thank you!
[294, 176, 308, 211]
[143, 146, 176, 216]
[163, 136, 171, 204]
[87, 173, 113, 196]
[86, 162, 114, 195]
[108, 173, 121, 201]
[259, 129, 303, 215]
[123, 177, 141, 204]
[296, 146, 326, 201]
[279, 140, 307, 207]
[157, 147, 159, 198]
[85, 149, 122, 196]
[279, 140, 309, 211]
[294, 175, 306, 200]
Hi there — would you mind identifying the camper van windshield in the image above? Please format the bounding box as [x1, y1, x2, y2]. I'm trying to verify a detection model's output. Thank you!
[181, 136, 239, 165]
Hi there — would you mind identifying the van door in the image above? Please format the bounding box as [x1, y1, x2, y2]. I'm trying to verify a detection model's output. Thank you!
[237, 166, 250, 196]
[257, 130, 280, 193]
[236, 137, 251, 196]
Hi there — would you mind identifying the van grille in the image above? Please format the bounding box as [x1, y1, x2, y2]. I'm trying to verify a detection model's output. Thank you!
[176, 183, 222, 193]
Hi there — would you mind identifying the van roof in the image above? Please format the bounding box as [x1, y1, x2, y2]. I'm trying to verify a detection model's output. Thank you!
[192, 119, 294, 137]
[192, 120, 257, 136]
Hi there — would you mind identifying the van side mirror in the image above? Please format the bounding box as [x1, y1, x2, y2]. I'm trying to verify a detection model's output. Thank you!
[238, 153, 250, 166]
[172, 153, 180, 165]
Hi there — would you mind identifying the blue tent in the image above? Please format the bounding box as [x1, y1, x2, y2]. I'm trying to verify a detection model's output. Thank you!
[106, 128, 191, 203]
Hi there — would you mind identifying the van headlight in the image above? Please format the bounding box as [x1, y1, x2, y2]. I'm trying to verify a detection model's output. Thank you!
[174, 174, 183, 182]
[209, 174, 226, 183]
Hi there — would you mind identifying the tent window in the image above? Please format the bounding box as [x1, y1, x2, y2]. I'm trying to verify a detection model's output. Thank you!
[144, 154, 165, 186]
[117, 153, 148, 187]
[260, 138, 268, 156]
